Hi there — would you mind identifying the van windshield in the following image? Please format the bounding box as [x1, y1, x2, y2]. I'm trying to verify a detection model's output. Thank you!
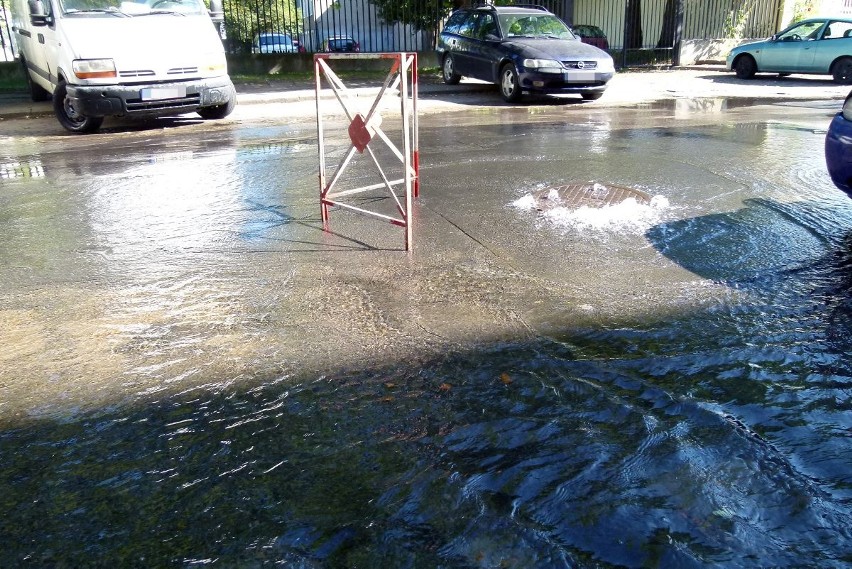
[59, 0, 207, 16]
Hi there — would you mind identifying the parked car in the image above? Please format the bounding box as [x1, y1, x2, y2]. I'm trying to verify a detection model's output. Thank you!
[726, 17, 852, 83]
[10, 0, 234, 133]
[252, 32, 299, 54]
[436, 4, 614, 103]
[320, 36, 360, 53]
[825, 89, 852, 197]
[571, 24, 609, 50]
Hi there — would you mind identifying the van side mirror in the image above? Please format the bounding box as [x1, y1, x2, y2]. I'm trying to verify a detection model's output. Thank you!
[208, 0, 224, 23]
[28, 0, 51, 26]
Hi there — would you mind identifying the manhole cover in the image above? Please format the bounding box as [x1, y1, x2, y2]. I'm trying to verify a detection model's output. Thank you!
[532, 182, 651, 210]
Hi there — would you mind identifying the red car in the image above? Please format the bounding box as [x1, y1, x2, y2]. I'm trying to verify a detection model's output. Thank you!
[572, 25, 609, 50]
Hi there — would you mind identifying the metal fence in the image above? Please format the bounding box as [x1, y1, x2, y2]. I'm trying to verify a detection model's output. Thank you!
[574, 0, 680, 66]
[1, 0, 16, 62]
[683, 0, 782, 40]
[222, 0, 783, 67]
[0, 0, 786, 66]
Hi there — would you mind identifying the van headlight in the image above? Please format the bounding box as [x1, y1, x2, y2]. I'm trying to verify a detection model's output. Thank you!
[203, 53, 228, 74]
[72, 59, 116, 79]
[523, 59, 563, 73]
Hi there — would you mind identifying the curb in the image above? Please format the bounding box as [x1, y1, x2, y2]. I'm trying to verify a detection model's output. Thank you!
[0, 81, 490, 121]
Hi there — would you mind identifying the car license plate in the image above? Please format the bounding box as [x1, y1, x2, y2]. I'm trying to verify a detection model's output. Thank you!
[140, 86, 186, 100]
[564, 70, 596, 81]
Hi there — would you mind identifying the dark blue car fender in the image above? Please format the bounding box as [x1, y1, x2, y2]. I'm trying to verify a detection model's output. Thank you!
[826, 111, 852, 197]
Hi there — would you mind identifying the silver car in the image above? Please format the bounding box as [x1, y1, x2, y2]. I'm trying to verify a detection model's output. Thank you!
[252, 32, 299, 54]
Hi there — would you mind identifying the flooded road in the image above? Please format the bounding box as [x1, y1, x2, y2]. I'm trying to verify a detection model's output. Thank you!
[1, 98, 851, 566]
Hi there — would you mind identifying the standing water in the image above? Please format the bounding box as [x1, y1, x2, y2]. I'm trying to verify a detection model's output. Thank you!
[0, 102, 850, 567]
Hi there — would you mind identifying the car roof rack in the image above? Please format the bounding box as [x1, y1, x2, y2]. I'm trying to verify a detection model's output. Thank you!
[473, 1, 549, 10]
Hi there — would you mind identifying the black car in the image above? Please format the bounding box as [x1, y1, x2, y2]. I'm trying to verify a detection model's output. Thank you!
[321, 36, 361, 53]
[436, 4, 615, 103]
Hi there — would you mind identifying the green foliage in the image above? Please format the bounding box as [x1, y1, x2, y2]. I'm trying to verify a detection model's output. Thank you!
[722, 0, 755, 39]
[223, 0, 301, 49]
[370, 0, 453, 32]
[791, 0, 817, 23]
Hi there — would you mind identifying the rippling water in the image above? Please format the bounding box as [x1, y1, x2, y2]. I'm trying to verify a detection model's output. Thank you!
[1, 103, 851, 566]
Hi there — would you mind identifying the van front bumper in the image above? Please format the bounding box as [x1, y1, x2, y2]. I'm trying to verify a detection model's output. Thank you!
[66, 76, 236, 118]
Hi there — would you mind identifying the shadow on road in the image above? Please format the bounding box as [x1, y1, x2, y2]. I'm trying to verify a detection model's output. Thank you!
[700, 72, 840, 88]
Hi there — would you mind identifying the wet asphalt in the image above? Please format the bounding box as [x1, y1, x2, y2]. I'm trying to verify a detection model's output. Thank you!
[2, 64, 852, 566]
[0, 65, 849, 124]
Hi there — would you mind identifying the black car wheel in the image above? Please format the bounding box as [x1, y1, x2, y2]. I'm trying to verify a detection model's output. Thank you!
[734, 55, 757, 80]
[53, 80, 103, 134]
[833, 57, 852, 85]
[442, 54, 461, 85]
[499, 63, 522, 103]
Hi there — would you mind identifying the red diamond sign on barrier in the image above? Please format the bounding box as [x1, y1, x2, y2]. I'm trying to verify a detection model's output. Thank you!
[348, 113, 382, 153]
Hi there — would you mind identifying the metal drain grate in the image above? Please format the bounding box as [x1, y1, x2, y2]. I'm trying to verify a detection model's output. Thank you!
[532, 182, 651, 210]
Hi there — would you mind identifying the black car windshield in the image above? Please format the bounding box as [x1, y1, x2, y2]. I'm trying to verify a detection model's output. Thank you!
[329, 39, 355, 49]
[499, 14, 575, 39]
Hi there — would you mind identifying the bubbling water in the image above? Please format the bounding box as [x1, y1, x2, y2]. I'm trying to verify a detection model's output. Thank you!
[512, 181, 671, 232]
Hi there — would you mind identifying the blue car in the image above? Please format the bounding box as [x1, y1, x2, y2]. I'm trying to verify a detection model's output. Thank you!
[436, 4, 615, 103]
[826, 90, 852, 197]
[727, 18, 852, 83]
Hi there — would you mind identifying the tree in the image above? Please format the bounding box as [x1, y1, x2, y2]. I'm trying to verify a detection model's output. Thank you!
[223, 0, 301, 51]
[370, 0, 457, 36]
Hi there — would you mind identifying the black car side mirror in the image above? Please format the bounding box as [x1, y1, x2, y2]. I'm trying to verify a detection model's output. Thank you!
[484, 33, 500, 42]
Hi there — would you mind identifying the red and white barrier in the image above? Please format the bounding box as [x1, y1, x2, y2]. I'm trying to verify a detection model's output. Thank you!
[314, 52, 420, 251]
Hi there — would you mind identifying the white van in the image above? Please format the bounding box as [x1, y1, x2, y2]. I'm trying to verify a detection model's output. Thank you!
[10, 0, 236, 133]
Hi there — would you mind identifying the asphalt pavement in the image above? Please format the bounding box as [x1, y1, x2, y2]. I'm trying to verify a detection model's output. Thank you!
[0, 65, 848, 122]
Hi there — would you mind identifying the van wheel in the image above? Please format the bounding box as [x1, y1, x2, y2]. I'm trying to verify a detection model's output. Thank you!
[53, 80, 103, 134]
[197, 97, 236, 120]
[21, 57, 51, 102]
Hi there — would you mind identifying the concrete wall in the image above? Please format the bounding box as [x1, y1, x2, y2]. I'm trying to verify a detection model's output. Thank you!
[230, 51, 439, 75]
[679, 38, 759, 65]
[0, 51, 443, 88]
